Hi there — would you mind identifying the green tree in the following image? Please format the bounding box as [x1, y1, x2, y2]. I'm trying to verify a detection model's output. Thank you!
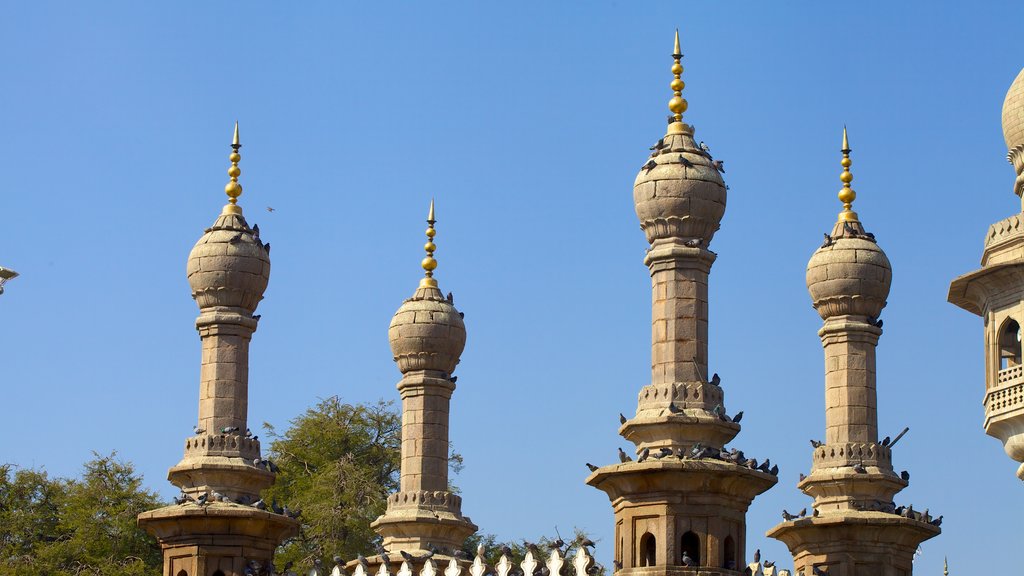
[261, 397, 402, 568]
[0, 453, 163, 576]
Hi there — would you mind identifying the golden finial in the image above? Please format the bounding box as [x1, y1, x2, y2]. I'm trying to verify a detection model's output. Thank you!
[419, 199, 439, 288]
[222, 121, 243, 215]
[838, 125, 859, 222]
[668, 29, 687, 124]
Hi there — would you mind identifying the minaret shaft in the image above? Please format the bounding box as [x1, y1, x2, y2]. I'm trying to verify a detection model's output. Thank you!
[197, 318, 254, 435]
[397, 374, 454, 494]
[649, 253, 711, 387]
[820, 321, 879, 444]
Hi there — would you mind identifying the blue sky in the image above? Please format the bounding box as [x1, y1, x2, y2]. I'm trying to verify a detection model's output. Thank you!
[1, 2, 1021, 574]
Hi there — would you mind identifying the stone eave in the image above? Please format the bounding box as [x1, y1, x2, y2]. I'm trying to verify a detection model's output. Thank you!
[948, 261, 1024, 315]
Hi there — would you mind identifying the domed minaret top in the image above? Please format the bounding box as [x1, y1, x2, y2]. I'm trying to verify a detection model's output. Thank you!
[1002, 67, 1024, 201]
[806, 128, 892, 320]
[186, 122, 270, 312]
[388, 200, 467, 374]
[632, 29, 727, 246]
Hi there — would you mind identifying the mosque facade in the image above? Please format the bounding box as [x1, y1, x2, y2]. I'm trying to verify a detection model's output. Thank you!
[140, 30, 1024, 576]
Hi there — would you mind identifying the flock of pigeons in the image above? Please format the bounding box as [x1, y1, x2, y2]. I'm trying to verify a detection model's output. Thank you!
[642, 135, 726, 176]
[227, 223, 271, 254]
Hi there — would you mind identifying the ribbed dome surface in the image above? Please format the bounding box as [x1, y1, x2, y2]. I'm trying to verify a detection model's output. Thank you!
[806, 221, 891, 320]
[186, 212, 269, 312]
[1003, 67, 1024, 152]
[388, 285, 466, 374]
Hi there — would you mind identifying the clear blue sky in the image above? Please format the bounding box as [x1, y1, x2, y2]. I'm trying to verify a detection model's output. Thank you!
[1, 3, 1020, 574]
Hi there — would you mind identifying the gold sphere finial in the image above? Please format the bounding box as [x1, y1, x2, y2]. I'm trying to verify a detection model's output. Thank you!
[837, 125, 859, 222]
[668, 29, 687, 123]
[222, 121, 244, 215]
[420, 198, 439, 288]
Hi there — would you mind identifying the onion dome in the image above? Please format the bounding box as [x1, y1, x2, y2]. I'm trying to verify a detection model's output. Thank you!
[1002, 67, 1024, 197]
[186, 123, 270, 312]
[388, 201, 466, 374]
[633, 30, 727, 246]
[806, 128, 891, 320]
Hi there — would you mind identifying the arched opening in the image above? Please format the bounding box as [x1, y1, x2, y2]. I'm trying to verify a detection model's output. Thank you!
[722, 535, 736, 570]
[680, 531, 700, 567]
[639, 532, 656, 567]
[1000, 318, 1022, 370]
[176, 571, 188, 576]
[211, 571, 225, 576]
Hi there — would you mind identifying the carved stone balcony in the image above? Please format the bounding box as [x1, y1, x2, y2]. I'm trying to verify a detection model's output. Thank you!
[985, 365, 1024, 480]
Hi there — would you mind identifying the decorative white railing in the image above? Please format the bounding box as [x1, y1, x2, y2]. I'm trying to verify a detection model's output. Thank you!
[342, 546, 595, 576]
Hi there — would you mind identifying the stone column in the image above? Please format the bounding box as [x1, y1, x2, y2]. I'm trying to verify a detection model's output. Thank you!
[648, 245, 714, 388]
[820, 319, 880, 445]
[197, 312, 256, 436]
[397, 373, 454, 494]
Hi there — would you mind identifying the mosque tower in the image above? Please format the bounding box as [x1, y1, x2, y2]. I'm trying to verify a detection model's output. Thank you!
[768, 129, 939, 575]
[364, 201, 476, 568]
[948, 67, 1024, 483]
[138, 124, 298, 576]
[586, 31, 776, 575]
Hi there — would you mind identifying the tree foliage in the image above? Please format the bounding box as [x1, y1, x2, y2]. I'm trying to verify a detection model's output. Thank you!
[0, 453, 163, 576]
[262, 397, 402, 568]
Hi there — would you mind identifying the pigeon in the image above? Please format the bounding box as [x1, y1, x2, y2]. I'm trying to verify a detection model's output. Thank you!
[267, 206, 276, 212]
[843, 221, 857, 236]
[812, 508, 819, 517]
[683, 238, 702, 248]
[931, 515, 943, 526]
[710, 373, 721, 386]
[667, 402, 683, 415]
[881, 436, 891, 447]
[196, 493, 209, 506]
[681, 551, 694, 566]
[753, 549, 761, 563]
[782, 509, 797, 521]
[758, 459, 772, 473]
[252, 499, 266, 510]
[222, 426, 240, 434]
[458, 312, 465, 319]
[357, 555, 370, 571]
[713, 159, 725, 173]
[852, 462, 867, 474]
[449, 376, 458, 384]
[769, 464, 779, 475]
[649, 138, 665, 151]
[271, 500, 284, 515]
[667, 115, 677, 124]
[619, 413, 627, 425]
[380, 552, 391, 567]
[586, 462, 599, 472]
[764, 561, 775, 568]
[713, 404, 728, 421]
[618, 447, 633, 462]
[821, 233, 833, 248]
[642, 159, 657, 172]
[446, 292, 454, 303]
[400, 551, 415, 562]
[678, 154, 693, 168]
[867, 316, 883, 328]
[699, 141, 711, 155]
[193, 425, 205, 434]
[865, 231, 876, 241]
[799, 473, 806, 481]
[612, 561, 622, 571]
[732, 411, 744, 423]
[637, 447, 650, 462]
[812, 565, 828, 576]
[212, 491, 225, 502]
[900, 470, 910, 482]
[173, 493, 189, 505]
[252, 224, 260, 239]
[245, 428, 253, 437]
[798, 508, 807, 518]
[500, 545, 513, 558]
[578, 538, 596, 549]
[228, 232, 244, 244]
[655, 447, 674, 459]
[263, 242, 271, 254]
[810, 439, 824, 448]
[549, 538, 565, 550]
[252, 314, 261, 321]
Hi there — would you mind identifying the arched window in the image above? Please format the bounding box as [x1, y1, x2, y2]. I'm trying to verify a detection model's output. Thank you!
[639, 532, 656, 567]
[680, 531, 700, 566]
[1000, 318, 1022, 370]
[176, 571, 188, 576]
[722, 535, 736, 570]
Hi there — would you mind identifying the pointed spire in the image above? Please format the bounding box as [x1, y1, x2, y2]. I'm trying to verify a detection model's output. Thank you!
[838, 125, 858, 222]
[420, 199, 439, 288]
[668, 29, 687, 124]
[223, 121, 244, 215]
[944, 557, 949, 576]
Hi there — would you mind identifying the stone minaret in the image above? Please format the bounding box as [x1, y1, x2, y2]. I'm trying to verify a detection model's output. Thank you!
[587, 31, 776, 575]
[768, 129, 939, 576]
[948, 65, 1024, 483]
[367, 201, 476, 567]
[139, 124, 297, 576]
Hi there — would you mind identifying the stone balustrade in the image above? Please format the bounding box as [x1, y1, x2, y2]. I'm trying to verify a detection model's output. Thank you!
[182, 433, 260, 461]
[986, 368, 1024, 420]
[811, 441, 892, 469]
[386, 490, 463, 512]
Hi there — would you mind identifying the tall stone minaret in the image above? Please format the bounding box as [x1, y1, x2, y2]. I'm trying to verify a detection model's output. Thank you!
[367, 201, 476, 567]
[948, 65, 1024, 483]
[768, 129, 939, 575]
[139, 124, 297, 576]
[587, 31, 776, 575]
